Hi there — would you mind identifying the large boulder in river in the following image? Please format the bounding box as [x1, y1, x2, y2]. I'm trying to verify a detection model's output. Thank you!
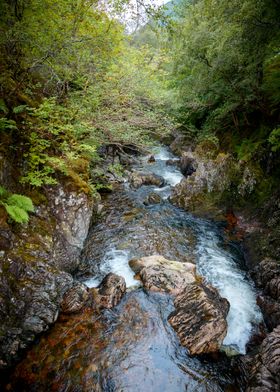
[168, 283, 229, 355]
[130, 256, 230, 355]
[129, 171, 165, 189]
[92, 273, 126, 309]
[129, 255, 196, 294]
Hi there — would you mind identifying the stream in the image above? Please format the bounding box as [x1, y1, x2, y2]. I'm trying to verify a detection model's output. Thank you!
[10, 147, 262, 391]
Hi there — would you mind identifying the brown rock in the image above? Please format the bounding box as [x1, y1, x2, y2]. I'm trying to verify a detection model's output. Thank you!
[245, 325, 280, 392]
[168, 283, 229, 355]
[129, 255, 196, 294]
[93, 273, 126, 309]
[129, 171, 165, 189]
[147, 155, 155, 163]
[143, 192, 162, 206]
[61, 282, 89, 314]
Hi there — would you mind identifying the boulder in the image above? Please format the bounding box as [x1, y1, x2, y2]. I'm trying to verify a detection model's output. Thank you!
[170, 151, 234, 217]
[166, 159, 180, 167]
[93, 273, 126, 309]
[168, 283, 229, 355]
[129, 255, 196, 294]
[61, 282, 89, 314]
[180, 153, 197, 177]
[143, 192, 162, 206]
[129, 171, 165, 189]
[245, 325, 280, 391]
[147, 155, 155, 163]
[252, 259, 280, 330]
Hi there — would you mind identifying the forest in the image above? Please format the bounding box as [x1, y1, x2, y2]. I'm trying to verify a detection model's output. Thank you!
[0, 0, 280, 391]
[0, 0, 279, 217]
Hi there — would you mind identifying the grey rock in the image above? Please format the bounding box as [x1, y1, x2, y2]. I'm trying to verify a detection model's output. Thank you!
[129, 255, 196, 295]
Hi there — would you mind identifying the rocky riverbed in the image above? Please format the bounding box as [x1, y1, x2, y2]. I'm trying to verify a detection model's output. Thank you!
[0, 143, 279, 391]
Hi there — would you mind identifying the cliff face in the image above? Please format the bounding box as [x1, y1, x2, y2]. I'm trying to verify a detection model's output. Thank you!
[0, 155, 95, 369]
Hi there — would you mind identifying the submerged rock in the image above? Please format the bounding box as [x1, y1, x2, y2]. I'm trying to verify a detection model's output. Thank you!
[61, 282, 89, 314]
[143, 192, 162, 206]
[168, 283, 229, 355]
[93, 273, 126, 309]
[129, 255, 196, 294]
[129, 171, 165, 189]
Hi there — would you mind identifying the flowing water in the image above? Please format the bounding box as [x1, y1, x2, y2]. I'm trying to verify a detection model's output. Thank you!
[9, 147, 262, 391]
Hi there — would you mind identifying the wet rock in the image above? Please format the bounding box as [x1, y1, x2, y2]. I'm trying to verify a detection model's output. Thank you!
[93, 273, 126, 309]
[252, 258, 280, 330]
[129, 255, 196, 294]
[168, 283, 229, 355]
[61, 282, 89, 314]
[169, 134, 194, 156]
[170, 151, 234, 217]
[47, 186, 94, 273]
[166, 158, 180, 167]
[245, 325, 280, 391]
[143, 192, 162, 206]
[0, 180, 95, 368]
[180, 153, 197, 177]
[147, 155, 155, 163]
[129, 171, 165, 189]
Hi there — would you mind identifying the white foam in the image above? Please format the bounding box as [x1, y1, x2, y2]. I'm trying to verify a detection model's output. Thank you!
[84, 248, 139, 289]
[196, 228, 262, 354]
[160, 169, 184, 187]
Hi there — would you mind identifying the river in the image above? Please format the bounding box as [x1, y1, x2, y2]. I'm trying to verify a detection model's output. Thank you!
[9, 146, 262, 391]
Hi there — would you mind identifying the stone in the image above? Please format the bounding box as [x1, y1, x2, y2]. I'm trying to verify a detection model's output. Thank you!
[0, 182, 94, 369]
[143, 192, 162, 206]
[170, 150, 234, 217]
[61, 282, 89, 314]
[168, 283, 229, 355]
[245, 325, 280, 392]
[129, 255, 196, 294]
[147, 155, 155, 163]
[252, 258, 280, 330]
[166, 159, 180, 167]
[129, 171, 165, 189]
[180, 153, 196, 177]
[93, 273, 126, 309]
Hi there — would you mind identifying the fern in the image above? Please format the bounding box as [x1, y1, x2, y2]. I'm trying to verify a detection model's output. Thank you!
[4, 204, 29, 223]
[7, 194, 35, 212]
[0, 186, 34, 224]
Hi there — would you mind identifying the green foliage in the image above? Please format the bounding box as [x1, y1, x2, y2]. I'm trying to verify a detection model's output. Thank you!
[165, 0, 280, 142]
[0, 186, 34, 224]
[0, 118, 17, 132]
[268, 128, 280, 152]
